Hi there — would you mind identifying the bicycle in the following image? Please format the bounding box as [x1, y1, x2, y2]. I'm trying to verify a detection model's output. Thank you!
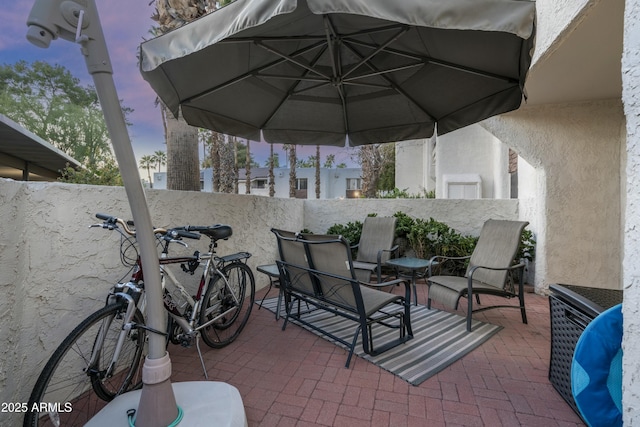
[24, 213, 255, 427]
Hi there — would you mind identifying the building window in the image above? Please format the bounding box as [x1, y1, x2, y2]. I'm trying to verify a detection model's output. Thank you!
[346, 178, 361, 190]
[346, 178, 362, 198]
[251, 179, 267, 189]
[296, 178, 308, 190]
[295, 178, 308, 199]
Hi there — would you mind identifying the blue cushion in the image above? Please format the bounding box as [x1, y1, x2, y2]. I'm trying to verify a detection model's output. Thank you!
[571, 303, 623, 427]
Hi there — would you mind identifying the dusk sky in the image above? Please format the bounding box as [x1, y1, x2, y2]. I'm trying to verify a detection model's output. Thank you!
[2, 1, 357, 176]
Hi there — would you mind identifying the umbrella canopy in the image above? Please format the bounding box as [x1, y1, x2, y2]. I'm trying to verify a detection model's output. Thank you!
[140, 0, 535, 147]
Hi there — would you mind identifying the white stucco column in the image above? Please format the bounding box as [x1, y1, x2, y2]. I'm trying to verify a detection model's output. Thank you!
[622, 0, 640, 423]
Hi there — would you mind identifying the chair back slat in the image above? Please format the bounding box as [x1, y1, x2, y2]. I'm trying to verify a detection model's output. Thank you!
[356, 217, 397, 264]
[466, 220, 529, 288]
[272, 229, 316, 295]
[303, 236, 360, 310]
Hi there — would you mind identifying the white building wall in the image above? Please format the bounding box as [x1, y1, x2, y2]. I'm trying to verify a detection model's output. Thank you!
[395, 138, 435, 195]
[156, 168, 363, 199]
[435, 124, 508, 199]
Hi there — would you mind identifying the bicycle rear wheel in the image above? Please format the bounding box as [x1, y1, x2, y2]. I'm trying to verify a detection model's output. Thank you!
[24, 302, 146, 427]
[200, 262, 255, 348]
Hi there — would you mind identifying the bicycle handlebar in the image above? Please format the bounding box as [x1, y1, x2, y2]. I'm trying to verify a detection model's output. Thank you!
[94, 213, 200, 240]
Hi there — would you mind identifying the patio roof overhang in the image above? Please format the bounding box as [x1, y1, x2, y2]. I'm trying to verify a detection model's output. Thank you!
[0, 114, 81, 181]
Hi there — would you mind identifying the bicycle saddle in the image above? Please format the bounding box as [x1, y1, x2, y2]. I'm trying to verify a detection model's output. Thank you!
[185, 224, 232, 240]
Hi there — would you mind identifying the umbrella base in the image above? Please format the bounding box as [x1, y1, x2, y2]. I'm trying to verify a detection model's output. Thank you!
[86, 381, 247, 427]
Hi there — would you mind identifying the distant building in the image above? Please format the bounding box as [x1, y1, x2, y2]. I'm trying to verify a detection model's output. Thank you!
[153, 167, 363, 199]
[395, 124, 535, 200]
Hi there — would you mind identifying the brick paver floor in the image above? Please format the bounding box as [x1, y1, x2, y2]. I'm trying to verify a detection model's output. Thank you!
[169, 281, 585, 426]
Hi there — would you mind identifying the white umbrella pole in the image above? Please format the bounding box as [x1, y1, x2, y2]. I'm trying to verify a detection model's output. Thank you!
[26, 1, 177, 426]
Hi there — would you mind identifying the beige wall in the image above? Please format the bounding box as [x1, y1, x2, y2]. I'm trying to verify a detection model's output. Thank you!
[0, 180, 302, 423]
[484, 99, 624, 291]
[622, 0, 640, 421]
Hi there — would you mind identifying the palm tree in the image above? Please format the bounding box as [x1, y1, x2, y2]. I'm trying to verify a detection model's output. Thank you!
[268, 144, 275, 197]
[245, 139, 251, 194]
[152, 150, 167, 172]
[152, 0, 235, 191]
[139, 154, 155, 188]
[315, 145, 321, 199]
[163, 108, 200, 191]
[284, 144, 297, 198]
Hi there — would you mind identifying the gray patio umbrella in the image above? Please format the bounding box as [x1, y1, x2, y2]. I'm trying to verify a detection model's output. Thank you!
[140, 0, 535, 147]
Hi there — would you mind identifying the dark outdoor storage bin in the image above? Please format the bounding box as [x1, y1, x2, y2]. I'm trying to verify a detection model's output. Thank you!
[548, 284, 623, 420]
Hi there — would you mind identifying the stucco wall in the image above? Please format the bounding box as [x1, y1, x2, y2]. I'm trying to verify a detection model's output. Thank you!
[531, 0, 592, 67]
[0, 179, 303, 422]
[484, 99, 624, 291]
[622, 0, 640, 422]
[303, 198, 519, 236]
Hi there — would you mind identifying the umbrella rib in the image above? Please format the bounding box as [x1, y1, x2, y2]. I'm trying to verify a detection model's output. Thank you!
[342, 63, 423, 83]
[341, 41, 436, 122]
[323, 15, 341, 84]
[346, 38, 518, 85]
[342, 26, 410, 80]
[255, 40, 331, 80]
[182, 40, 327, 105]
[323, 15, 349, 135]
[436, 85, 521, 125]
[259, 44, 331, 129]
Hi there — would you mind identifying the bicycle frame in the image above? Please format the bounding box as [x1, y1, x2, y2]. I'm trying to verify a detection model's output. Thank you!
[100, 239, 251, 380]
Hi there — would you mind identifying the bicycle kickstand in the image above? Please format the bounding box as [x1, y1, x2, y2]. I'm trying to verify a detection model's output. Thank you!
[195, 334, 209, 380]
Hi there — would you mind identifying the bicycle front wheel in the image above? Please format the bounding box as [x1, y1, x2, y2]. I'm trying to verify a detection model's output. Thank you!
[200, 262, 255, 348]
[24, 302, 147, 427]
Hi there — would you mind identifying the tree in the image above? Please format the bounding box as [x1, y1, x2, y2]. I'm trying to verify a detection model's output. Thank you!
[0, 60, 126, 172]
[59, 159, 123, 186]
[377, 143, 396, 193]
[245, 140, 251, 194]
[139, 155, 155, 187]
[315, 145, 321, 199]
[268, 145, 276, 197]
[356, 143, 396, 197]
[217, 135, 237, 193]
[163, 108, 200, 191]
[283, 144, 297, 198]
[296, 155, 316, 168]
[324, 154, 335, 169]
[152, 1, 237, 192]
[152, 150, 167, 172]
[203, 130, 224, 191]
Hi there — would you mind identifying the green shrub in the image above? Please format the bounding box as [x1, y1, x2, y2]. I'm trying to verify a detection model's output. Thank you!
[326, 220, 363, 245]
[517, 228, 536, 262]
[326, 213, 534, 276]
[393, 211, 415, 238]
[405, 217, 476, 259]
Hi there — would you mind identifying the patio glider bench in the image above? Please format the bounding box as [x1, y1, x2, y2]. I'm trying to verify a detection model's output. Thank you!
[272, 229, 413, 368]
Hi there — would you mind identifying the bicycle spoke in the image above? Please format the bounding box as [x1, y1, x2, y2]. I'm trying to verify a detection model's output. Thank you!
[199, 263, 255, 348]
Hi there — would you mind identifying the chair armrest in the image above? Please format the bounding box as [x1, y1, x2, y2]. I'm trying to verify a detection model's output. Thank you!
[466, 263, 527, 294]
[376, 244, 400, 265]
[467, 262, 525, 276]
[428, 255, 470, 275]
[361, 277, 408, 288]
